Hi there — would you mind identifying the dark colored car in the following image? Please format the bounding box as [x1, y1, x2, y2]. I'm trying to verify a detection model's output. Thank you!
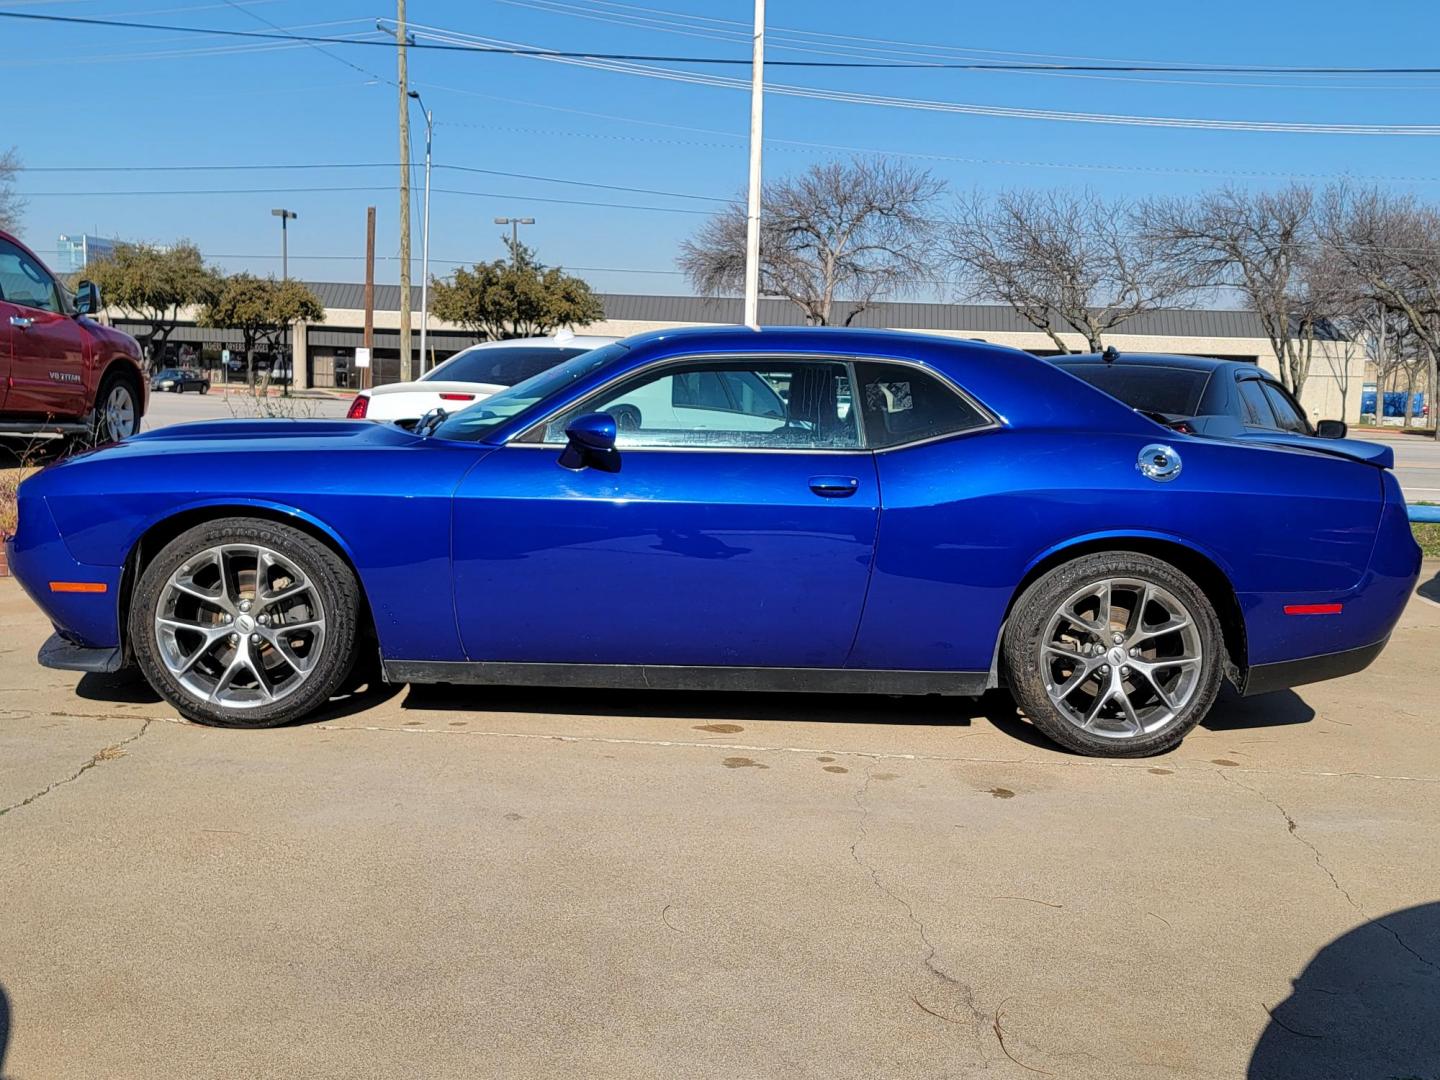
[1049, 352, 1390, 463]
[0, 230, 146, 443]
[6, 327, 1420, 758]
[150, 368, 210, 394]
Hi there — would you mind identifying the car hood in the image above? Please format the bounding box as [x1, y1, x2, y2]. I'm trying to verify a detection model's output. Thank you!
[367, 380, 508, 397]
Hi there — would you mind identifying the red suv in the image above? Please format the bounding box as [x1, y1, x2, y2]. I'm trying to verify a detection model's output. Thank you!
[0, 230, 146, 444]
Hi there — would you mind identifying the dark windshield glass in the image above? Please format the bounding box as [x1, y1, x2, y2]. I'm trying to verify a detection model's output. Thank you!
[1058, 364, 1210, 417]
[432, 343, 630, 443]
[422, 346, 588, 386]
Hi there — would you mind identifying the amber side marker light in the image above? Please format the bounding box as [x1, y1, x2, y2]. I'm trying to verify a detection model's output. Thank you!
[1283, 603, 1343, 615]
[49, 582, 108, 594]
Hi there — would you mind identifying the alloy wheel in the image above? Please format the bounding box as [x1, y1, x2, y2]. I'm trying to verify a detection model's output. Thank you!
[1040, 577, 1204, 740]
[154, 544, 327, 709]
[104, 385, 136, 441]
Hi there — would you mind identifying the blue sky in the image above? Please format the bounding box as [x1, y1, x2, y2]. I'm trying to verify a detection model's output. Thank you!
[7, 0, 1440, 298]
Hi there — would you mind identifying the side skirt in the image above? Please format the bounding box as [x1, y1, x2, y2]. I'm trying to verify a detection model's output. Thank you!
[382, 660, 991, 697]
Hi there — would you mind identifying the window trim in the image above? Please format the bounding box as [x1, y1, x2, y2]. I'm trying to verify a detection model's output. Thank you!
[507, 351, 1000, 454]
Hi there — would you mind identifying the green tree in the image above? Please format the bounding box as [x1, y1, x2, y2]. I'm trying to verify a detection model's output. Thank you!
[200, 274, 324, 387]
[77, 241, 219, 364]
[430, 240, 603, 340]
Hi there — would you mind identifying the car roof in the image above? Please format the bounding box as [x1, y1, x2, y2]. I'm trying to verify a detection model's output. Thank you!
[1053, 351, 1278, 379]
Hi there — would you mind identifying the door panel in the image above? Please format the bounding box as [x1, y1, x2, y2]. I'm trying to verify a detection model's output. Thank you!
[0, 240, 87, 416]
[452, 446, 880, 667]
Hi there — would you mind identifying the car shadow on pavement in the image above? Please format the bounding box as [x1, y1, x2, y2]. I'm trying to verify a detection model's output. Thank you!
[1248, 901, 1440, 1079]
[1419, 569, 1440, 605]
[400, 682, 992, 731]
[71, 661, 404, 725]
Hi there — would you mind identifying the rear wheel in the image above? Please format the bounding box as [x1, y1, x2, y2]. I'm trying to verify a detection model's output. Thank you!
[130, 518, 360, 728]
[1003, 552, 1224, 757]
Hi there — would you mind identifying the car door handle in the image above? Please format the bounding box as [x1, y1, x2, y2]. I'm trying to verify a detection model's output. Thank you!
[809, 475, 860, 498]
[9, 316, 34, 329]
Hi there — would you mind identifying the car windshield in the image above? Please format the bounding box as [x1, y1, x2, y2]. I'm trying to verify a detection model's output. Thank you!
[1058, 363, 1210, 417]
[422, 345, 589, 386]
[432, 342, 630, 442]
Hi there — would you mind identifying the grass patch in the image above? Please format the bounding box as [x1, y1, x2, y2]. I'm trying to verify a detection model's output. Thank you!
[1415, 523, 1440, 558]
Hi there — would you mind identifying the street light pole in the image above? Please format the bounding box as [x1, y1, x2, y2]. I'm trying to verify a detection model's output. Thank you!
[742, 0, 765, 330]
[408, 91, 433, 371]
[271, 208, 297, 280]
[493, 216, 535, 264]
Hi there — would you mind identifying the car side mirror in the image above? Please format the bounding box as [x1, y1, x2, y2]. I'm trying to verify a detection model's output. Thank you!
[1315, 419, 1348, 439]
[559, 412, 620, 472]
[74, 280, 101, 316]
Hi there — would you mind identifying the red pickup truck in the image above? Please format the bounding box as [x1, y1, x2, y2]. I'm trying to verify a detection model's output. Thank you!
[0, 230, 146, 444]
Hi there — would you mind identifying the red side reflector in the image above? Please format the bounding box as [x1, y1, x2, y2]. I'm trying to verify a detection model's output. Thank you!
[346, 394, 369, 419]
[439, 393, 475, 402]
[1284, 603, 1343, 616]
[49, 582, 108, 594]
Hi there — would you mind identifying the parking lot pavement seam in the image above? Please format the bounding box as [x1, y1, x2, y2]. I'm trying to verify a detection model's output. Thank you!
[0, 718, 153, 820]
[1218, 768, 1440, 977]
[844, 760, 992, 1058]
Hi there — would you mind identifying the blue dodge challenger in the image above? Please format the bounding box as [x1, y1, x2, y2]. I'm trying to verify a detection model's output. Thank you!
[5, 327, 1422, 757]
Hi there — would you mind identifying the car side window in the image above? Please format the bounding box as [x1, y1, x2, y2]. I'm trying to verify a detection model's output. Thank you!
[544, 359, 860, 450]
[1237, 379, 1277, 428]
[853, 361, 990, 448]
[1259, 382, 1309, 434]
[0, 239, 61, 313]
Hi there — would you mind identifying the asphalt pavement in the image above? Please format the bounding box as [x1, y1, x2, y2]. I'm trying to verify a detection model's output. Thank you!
[1, 569, 1438, 1079]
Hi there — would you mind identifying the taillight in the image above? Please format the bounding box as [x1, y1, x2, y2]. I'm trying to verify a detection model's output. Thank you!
[346, 394, 369, 419]
[439, 393, 475, 402]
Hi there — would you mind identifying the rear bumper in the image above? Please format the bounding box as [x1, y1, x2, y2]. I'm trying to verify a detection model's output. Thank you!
[38, 632, 125, 674]
[1241, 635, 1389, 697]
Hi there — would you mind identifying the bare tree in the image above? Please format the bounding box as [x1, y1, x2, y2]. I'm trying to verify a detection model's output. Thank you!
[1139, 185, 1317, 397]
[1320, 185, 1440, 439]
[943, 189, 1196, 353]
[0, 147, 23, 232]
[679, 157, 943, 326]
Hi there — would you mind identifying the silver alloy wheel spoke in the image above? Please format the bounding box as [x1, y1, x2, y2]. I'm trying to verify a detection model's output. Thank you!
[155, 542, 325, 710]
[1041, 576, 1204, 741]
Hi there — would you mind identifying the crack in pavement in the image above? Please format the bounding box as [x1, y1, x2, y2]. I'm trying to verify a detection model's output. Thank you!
[846, 762, 991, 1059]
[0, 719, 153, 819]
[1221, 770, 1440, 978]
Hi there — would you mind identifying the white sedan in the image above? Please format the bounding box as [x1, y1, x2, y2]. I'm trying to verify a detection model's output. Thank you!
[345, 333, 617, 423]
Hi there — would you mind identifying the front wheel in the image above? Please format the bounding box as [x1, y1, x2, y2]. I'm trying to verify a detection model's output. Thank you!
[1003, 553, 1225, 757]
[94, 373, 141, 442]
[130, 518, 360, 728]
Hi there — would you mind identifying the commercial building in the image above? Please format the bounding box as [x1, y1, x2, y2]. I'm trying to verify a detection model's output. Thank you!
[108, 283, 1368, 423]
[55, 234, 117, 275]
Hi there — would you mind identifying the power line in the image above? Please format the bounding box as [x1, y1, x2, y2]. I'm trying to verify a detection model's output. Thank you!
[10, 10, 1440, 74]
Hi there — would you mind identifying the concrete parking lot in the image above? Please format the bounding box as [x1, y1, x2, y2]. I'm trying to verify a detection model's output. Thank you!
[1, 566, 1437, 1079]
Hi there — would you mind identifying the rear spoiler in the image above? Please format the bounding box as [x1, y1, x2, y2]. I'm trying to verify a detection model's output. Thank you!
[1184, 414, 1395, 470]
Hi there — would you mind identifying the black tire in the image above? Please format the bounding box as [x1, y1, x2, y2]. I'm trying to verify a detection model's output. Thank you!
[129, 517, 361, 728]
[1002, 552, 1225, 758]
[93, 370, 142, 442]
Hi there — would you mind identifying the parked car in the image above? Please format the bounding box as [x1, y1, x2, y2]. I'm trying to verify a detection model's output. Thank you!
[0, 230, 146, 443]
[150, 368, 210, 394]
[1050, 351, 1390, 464]
[346, 332, 617, 423]
[7, 327, 1419, 757]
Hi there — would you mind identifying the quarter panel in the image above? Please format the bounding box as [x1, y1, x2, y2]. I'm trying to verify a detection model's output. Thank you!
[853, 430, 1383, 672]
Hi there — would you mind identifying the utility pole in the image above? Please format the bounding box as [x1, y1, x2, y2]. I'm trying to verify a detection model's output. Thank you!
[396, 0, 413, 382]
[364, 206, 376, 392]
[494, 216, 534, 264]
[409, 90, 433, 371]
[742, 0, 765, 330]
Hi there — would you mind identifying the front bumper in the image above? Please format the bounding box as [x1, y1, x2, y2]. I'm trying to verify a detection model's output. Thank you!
[1241, 635, 1390, 697]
